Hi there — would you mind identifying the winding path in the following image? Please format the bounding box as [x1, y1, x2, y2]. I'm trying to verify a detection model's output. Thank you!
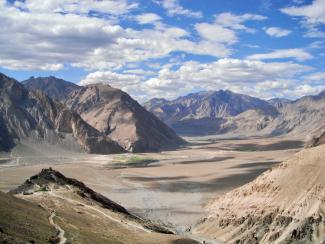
[48, 210, 67, 244]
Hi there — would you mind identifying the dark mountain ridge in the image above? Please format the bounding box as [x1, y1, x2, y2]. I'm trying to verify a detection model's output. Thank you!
[0, 73, 123, 154]
[22, 76, 80, 101]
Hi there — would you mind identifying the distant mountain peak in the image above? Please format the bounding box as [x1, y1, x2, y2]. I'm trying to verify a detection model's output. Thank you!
[0, 73, 124, 154]
[23, 76, 80, 101]
[145, 88, 325, 136]
[65, 82, 185, 152]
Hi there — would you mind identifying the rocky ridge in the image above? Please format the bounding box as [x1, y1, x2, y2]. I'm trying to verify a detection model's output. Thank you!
[65, 84, 185, 152]
[0, 73, 123, 154]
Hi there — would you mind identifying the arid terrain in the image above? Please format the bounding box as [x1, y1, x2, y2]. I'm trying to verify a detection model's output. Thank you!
[0, 135, 304, 242]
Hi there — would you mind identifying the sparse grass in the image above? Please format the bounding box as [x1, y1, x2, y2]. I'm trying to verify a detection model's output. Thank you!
[126, 156, 155, 164]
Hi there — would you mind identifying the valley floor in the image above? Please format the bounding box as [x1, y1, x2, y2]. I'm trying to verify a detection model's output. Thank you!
[0, 135, 304, 241]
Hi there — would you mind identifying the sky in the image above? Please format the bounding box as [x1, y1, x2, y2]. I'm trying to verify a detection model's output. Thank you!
[0, 0, 325, 101]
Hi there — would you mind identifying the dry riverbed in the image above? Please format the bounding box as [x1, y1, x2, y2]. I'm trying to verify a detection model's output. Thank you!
[0, 136, 303, 235]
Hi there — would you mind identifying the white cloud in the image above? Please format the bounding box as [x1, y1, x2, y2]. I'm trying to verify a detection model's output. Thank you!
[281, 0, 325, 39]
[194, 12, 266, 48]
[139, 59, 312, 99]
[135, 13, 161, 24]
[0, 1, 234, 71]
[123, 69, 156, 75]
[195, 23, 237, 43]
[16, 0, 138, 15]
[290, 84, 325, 97]
[79, 70, 141, 87]
[154, 0, 202, 18]
[214, 12, 266, 33]
[247, 49, 313, 61]
[265, 27, 292, 37]
[308, 40, 324, 48]
[81, 59, 311, 101]
[78, 58, 320, 101]
[281, 0, 325, 25]
[305, 71, 325, 80]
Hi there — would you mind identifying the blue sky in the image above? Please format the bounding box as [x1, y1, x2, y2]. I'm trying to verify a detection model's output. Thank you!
[0, 0, 324, 101]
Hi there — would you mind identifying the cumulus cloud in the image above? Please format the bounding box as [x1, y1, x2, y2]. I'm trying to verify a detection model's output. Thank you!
[214, 12, 266, 33]
[154, 0, 202, 18]
[195, 23, 237, 43]
[264, 27, 292, 37]
[15, 0, 138, 15]
[79, 70, 141, 87]
[195, 12, 266, 45]
[281, 0, 325, 39]
[81, 59, 313, 101]
[281, 0, 325, 25]
[135, 13, 161, 24]
[247, 49, 313, 61]
[0, 1, 234, 71]
[142, 59, 314, 99]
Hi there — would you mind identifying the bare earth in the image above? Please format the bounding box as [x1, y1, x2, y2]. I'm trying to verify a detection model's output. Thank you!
[0, 136, 303, 239]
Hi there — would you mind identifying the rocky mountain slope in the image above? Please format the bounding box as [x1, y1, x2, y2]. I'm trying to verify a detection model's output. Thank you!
[269, 90, 325, 136]
[0, 73, 123, 154]
[305, 124, 325, 148]
[1, 168, 197, 243]
[145, 89, 325, 137]
[22, 76, 80, 101]
[144, 90, 278, 135]
[193, 142, 325, 243]
[65, 84, 185, 152]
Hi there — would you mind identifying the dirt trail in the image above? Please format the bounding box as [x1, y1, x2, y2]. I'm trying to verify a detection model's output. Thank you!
[48, 210, 67, 244]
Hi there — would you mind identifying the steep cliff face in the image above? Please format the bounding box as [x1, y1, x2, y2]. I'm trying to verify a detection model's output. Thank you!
[194, 144, 325, 243]
[65, 84, 185, 152]
[0, 73, 123, 154]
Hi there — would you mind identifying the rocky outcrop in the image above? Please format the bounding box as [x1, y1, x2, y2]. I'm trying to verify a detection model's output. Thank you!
[65, 84, 185, 152]
[22, 76, 80, 101]
[11, 168, 174, 234]
[0, 73, 124, 154]
[194, 145, 325, 243]
[11, 168, 130, 214]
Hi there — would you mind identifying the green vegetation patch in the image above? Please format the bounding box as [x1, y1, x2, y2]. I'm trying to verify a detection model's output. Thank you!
[109, 156, 159, 169]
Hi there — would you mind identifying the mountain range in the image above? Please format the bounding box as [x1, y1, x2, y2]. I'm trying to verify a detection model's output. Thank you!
[0, 73, 123, 154]
[0, 73, 184, 154]
[4, 72, 324, 153]
[144, 89, 325, 137]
